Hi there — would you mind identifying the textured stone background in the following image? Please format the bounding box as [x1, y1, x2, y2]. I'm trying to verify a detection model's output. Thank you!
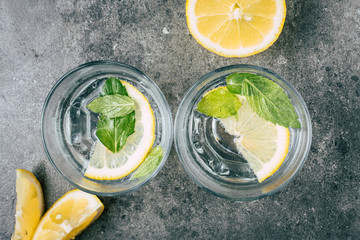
[1, 0, 359, 239]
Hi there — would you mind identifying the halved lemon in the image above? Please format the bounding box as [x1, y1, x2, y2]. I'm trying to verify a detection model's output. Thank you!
[32, 189, 104, 240]
[84, 81, 156, 180]
[219, 95, 290, 182]
[12, 169, 45, 240]
[186, 0, 286, 57]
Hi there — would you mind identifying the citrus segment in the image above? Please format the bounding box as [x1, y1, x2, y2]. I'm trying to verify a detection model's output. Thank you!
[85, 81, 155, 180]
[219, 96, 290, 182]
[186, 0, 286, 57]
[12, 169, 45, 240]
[32, 189, 104, 240]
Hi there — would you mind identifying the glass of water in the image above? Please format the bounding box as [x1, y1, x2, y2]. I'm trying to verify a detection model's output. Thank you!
[174, 64, 312, 201]
[41, 61, 173, 196]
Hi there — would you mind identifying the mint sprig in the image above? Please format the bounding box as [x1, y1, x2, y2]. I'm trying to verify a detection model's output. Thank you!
[131, 146, 164, 179]
[226, 73, 301, 128]
[87, 78, 136, 153]
[197, 87, 242, 118]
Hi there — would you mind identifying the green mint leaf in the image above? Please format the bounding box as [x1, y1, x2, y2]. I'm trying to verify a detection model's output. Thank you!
[131, 146, 164, 179]
[101, 77, 128, 96]
[90, 77, 137, 153]
[197, 87, 242, 118]
[226, 73, 301, 128]
[87, 94, 135, 118]
[96, 111, 136, 153]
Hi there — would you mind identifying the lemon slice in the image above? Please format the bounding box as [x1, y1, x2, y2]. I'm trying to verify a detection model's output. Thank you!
[219, 96, 290, 182]
[32, 189, 104, 240]
[186, 0, 286, 57]
[84, 81, 155, 180]
[12, 169, 45, 240]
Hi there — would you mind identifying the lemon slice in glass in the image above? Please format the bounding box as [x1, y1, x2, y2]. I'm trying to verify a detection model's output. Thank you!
[186, 0, 286, 57]
[220, 96, 290, 182]
[32, 189, 104, 240]
[84, 81, 155, 180]
[12, 169, 45, 240]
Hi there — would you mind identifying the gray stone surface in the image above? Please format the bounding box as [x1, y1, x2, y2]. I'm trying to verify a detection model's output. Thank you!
[1, 0, 359, 239]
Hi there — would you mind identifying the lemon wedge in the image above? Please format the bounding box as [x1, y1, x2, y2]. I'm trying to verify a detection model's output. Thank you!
[219, 95, 290, 182]
[186, 0, 286, 57]
[84, 81, 155, 180]
[12, 169, 45, 240]
[32, 189, 104, 240]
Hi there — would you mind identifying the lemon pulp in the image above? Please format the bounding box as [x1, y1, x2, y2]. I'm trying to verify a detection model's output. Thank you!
[219, 96, 290, 182]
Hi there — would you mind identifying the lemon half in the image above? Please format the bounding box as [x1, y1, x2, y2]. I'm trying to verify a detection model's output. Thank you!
[32, 189, 104, 240]
[219, 96, 290, 182]
[186, 0, 286, 57]
[84, 81, 155, 180]
[12, 169, 45, 240]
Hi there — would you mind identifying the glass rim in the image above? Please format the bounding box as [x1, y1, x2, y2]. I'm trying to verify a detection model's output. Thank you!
[174, 64, 312, 201]
[41, 60, 173, 196]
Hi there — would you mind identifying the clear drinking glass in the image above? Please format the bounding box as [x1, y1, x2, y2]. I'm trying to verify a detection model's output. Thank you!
[41, 61, 173, 196]
[175, 64, 312, 201]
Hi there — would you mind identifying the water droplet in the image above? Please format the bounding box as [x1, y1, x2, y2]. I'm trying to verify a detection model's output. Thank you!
[72, 101, 81, 108]
[56, 214, 62, 220]
[194, 117, 201, 134]
[193, 142, 204, 154]
[208, 159, 215, 169]
[219, 167, 230, 176]
[92, 129, 97, 139]
[162, 27, 170, 34]
[73, 134, 81, 144]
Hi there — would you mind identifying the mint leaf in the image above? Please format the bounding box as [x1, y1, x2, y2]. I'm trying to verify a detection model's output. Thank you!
[131, 146, 164, 179]
[197, 87, 242, 118]
[226, 73, 301, 128]
[87, 94, 135, 118]
[90, 77, 137, 153]
[101, 77, 128, 96]
[96, 111, 136, 153]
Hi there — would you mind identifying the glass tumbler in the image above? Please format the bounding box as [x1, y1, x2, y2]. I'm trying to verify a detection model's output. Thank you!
[42, 61, 173, 196]
[175, 64, 312, 201]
